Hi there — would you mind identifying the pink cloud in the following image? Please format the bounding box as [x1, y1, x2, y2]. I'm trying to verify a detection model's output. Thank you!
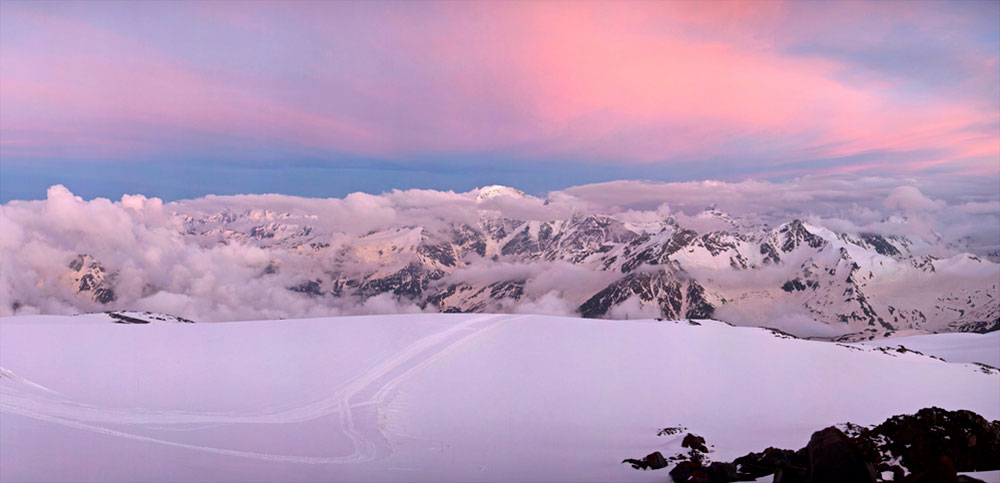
[1, 9, 374, 158]
[0, 2, 996, 176]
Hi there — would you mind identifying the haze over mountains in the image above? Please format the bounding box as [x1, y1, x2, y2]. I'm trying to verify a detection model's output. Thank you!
[2, 177, 997, 340]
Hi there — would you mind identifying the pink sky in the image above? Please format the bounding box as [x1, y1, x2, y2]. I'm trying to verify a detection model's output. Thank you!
[1, 0, 997, 193]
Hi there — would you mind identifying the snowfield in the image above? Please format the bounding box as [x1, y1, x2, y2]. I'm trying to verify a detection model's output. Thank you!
[1, 313, 998, 482]
[857, 331, 1000, 367]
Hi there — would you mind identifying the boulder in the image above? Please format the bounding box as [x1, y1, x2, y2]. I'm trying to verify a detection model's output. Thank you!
[733, 446, 803, 479]
[705, 462, 738, 482]
[669, 461, 700, 482]
[645, 451, 668, 470]
[806, 427, 877, 483]
[861, 407, 1000, 473]
[629, 408, 999, 482]
[903, 455, 958, 483]
[621, 451, 668, 470]
[683, 433, 709, 453]
[668, 460, 740, 483]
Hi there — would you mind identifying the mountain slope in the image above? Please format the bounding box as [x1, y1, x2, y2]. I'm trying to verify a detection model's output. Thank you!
[1, 314, 997, 482]
[171, 207, 1000, 338]
[4, 187, 997, 339]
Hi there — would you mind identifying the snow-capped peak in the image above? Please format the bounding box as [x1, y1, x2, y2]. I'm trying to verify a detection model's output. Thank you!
[475, 185, 528, 202]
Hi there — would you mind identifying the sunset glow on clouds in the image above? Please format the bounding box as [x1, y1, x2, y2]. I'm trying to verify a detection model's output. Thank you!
[0, 1, 997, 200]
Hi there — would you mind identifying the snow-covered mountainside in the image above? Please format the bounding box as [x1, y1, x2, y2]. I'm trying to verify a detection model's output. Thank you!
[1, 314, 997, 482]
[2, 184, 998, 339]
[858, 331, 1000, 367]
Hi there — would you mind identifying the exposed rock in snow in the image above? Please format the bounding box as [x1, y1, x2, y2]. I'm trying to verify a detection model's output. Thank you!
[4, 187, 997, 339]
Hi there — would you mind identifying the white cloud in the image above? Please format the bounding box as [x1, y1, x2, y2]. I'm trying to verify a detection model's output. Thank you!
[1, 175, 997, 322]
[513, 291, 577, 316]
[607, 296, 662, 320]
[883, 186, 942, 212]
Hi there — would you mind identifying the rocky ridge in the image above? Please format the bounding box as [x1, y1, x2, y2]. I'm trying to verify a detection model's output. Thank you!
[36, 186, 998, 339]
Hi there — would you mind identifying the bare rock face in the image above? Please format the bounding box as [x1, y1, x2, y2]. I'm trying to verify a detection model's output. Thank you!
[621, 451, 667, 470]
[682, 433, 709, 453]
[65, 254, 117, 305]
[805, 427, 877, 483]
[106, 311, 194, 324]
[40, 200, 996, 333]
[732, 447, 804, 480]
[855, 407, 1000, 475]
[644, 451, 669, 470]
[626, 407, 999, 483]
[578, 267, 714, 320]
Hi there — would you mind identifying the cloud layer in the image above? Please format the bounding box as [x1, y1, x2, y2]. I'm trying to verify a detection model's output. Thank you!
[1, 176, 996, 323]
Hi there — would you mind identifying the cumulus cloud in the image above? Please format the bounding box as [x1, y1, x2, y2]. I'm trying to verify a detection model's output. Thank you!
[958, 201, 1000, 215]
[1, 176, 997, 322]
[883, 186, 943, 213]
[607, 296, 662, 320]
[558, 176, 999, 255]
[513, 291, 578, 317]
[715, 303, 851, 339]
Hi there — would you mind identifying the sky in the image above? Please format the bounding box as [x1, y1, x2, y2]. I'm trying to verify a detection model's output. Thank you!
[1, 0, 998, 202]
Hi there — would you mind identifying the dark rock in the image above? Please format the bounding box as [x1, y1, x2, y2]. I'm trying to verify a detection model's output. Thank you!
[857, 407, 1000, 473]
[774, 448, 809, 483]
[645, 451, 668, 470]
[107, 311, 194, 324]
[705, 462, 738, 482]
[659, 426, 686, 436]
[68, 255, 86, 271]
[93, 287, 117, 304]
[772, 467, 808, 483]
[859, 233, 901, 257]
[622, 451, 668, 471]
[358, 262, 445, 298]
[416, 242, 457, 267]
[638, 408, 998, 483]
[665, 229, 700, 257]
[68, 254, 117, 304]
[685, 283, 714, 319]
[669, 461, 701, 482]
[733, 447, 802, 479]
[108, 312, 150, 324]
[760, 242, 781, 265]
[289, 279, 324, 296]
[903, 455, 958, 483]
[668, 460, 740, 483]
[777, 219, 826, 252]
[580, 269, 712, 319]
[806, 426, 877, 483]
[949, 318, 1000, 334]
[782, 279, 807, 292]
[248, 224, 276, 240]
[488, 280, 524, 300]
[683, 433, 709, 453]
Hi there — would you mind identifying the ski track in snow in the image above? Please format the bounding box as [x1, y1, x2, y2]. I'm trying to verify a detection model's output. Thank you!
[0, 314, 522, 464]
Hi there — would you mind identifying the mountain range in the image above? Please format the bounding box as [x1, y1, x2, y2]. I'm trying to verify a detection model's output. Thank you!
[46, 185, 998, 341]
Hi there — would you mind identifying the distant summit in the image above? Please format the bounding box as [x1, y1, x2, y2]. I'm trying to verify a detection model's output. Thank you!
[4, 184, 997, 339]
[475, 185, 528, 202]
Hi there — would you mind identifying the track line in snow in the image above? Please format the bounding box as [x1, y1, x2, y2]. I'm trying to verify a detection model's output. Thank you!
[0, 314, 520, 464]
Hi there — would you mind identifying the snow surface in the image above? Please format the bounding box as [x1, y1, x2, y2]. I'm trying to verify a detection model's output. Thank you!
[857, 331, 1000, 367]
[960, 470, 1000, 483]
[1, 314, 997, 482]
